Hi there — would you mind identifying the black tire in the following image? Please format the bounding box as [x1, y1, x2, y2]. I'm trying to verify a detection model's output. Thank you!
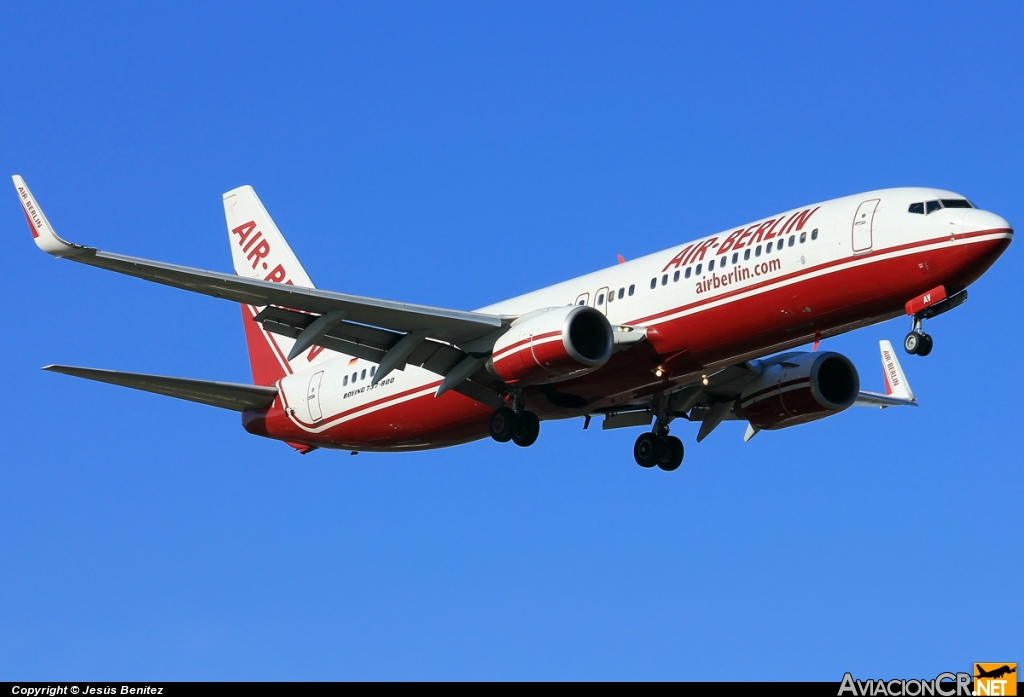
[634, 433, 659, 468]
[489, 407, 517, 443]
[917, 333, 933, 357]
[512, 411, 540, 447]
[657, 436, 684, 472]
[904, 331, 921, 355]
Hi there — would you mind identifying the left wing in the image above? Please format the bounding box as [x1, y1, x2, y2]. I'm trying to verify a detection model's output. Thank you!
[14, 176, 509, 348]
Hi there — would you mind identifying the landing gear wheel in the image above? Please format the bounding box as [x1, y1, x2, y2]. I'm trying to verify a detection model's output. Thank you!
[489, 407, 517, 443]
[904, 331, 922, 355]
[634, 433, 659, 468]
[656, 436, 684, 472]
[511, 411, 540, 447]
[917, 333, 933, 357]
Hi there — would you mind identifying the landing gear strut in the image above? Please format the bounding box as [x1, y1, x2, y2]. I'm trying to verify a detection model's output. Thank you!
[633, 432, 684, 471]
[489, 404, 541, 448]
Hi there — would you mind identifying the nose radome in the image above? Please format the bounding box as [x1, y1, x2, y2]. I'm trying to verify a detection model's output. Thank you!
[964, 209, 1013, 234]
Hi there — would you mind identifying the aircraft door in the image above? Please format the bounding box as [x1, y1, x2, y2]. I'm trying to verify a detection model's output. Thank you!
[594, 286, 610, 316]
[852, 199, 879, 253]
[574, 292, 590, 307]
[307, 371, 324, 423]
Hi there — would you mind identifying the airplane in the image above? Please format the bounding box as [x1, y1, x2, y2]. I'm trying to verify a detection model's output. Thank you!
[13, 176, 1012, 470]
[976, 665, 1017, 680]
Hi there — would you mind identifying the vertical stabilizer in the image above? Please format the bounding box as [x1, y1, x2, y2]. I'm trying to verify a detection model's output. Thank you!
[223, 186, 325, 385]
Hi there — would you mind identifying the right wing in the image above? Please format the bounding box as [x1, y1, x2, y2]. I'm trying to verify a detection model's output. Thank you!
[14, 176, 508, 348]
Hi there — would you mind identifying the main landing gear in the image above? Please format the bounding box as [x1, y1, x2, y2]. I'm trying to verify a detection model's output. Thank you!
[489, 406, 541, 447]
[633, 431, 684, 471]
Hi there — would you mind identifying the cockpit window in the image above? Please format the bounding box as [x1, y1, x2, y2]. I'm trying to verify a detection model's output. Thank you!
[908, 202, 924, 214]
[940, 199, 972, 209]
[926, 200, 942, 214]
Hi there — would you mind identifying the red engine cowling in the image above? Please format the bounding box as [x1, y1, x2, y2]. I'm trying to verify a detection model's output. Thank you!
[488, 305, 613, 385]
[739, 351, 860, 430]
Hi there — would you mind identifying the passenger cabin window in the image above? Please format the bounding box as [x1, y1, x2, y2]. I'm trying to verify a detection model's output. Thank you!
[788, 235, 795, 247]
[685, 267, 691, 279]
[708, 259, 715, 271]
[800, 231, 807, 243]
[720, 255, 727, 268]
[732, 252, 738, 263]
[597, 293, 604, 305]
[673, 270, 680, 282]
[696, 263, 702, 275]
[608, 291, 614, 303]
[661, 274, 668, 286]
[941, 199, 972, 209]
[371, 366, 376, 376]
[811, 228, 818, 240]
[618, 288, 624, 299]
[343, 375, 348, 386]
[628, 284, 635, 296]
[766, 242, 773, 253]
[909, 202, 924, 214]
[744, 249, 751, 260]
[755, 245, 762, 257]
[650, 278, 656, 289]
[926, 200, 942, 214]
[361, 369, 366, 380]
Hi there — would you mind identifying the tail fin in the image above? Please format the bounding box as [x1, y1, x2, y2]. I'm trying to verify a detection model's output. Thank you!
[880, 340, 914, 401]
[222, 185, 322, 385]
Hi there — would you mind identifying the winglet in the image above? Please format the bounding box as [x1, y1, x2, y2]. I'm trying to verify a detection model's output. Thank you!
[12, 175, 87, 257]
[880, 340, 914, 401]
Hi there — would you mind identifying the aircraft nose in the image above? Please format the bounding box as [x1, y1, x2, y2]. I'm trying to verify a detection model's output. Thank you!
[963, 209, 1013, 235]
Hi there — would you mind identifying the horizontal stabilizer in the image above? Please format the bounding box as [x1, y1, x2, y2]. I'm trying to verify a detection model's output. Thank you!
[43, 365, 279, 412]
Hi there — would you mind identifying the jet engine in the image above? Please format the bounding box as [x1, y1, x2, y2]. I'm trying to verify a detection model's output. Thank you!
[739, 351, 860, 430]
[488, 305, 614, 385]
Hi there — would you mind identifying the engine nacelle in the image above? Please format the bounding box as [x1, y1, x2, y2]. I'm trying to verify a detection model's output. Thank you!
[739, 351, 860, 430]
[488, 305, 613, 385]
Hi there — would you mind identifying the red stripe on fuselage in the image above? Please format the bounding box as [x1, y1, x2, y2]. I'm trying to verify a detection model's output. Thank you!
[630, 229, 1005, 328]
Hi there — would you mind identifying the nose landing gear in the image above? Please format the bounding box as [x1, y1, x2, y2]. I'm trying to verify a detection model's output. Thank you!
[903, 288, 968, 357]
[904, 319, 933, 357]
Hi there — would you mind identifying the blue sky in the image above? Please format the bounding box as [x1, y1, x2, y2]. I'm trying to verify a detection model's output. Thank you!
[1, 1, 1021, 680]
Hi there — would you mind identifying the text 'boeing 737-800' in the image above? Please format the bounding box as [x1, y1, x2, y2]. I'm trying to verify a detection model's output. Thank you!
[14, 176, 1012, 470]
